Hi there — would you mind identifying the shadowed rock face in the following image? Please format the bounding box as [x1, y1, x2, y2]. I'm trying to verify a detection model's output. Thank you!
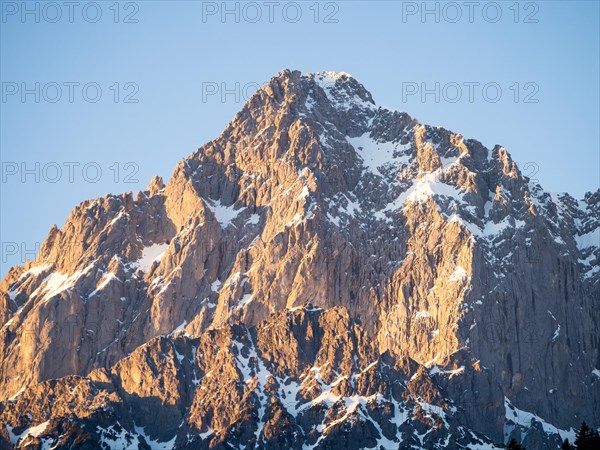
[0, 69, 598, 449]
[0, 307, 505, 449]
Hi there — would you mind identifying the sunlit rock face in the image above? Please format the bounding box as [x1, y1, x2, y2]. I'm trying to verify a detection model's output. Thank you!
[1, 70, 598, 449]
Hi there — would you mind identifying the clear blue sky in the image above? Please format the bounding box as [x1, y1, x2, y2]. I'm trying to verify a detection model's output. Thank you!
[1, 0, 599, 275]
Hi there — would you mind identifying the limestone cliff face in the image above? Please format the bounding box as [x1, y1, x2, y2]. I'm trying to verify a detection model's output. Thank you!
[0, 70, 598, 448]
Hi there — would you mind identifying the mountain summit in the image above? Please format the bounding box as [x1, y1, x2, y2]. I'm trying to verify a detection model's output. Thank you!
[1, 69, 598, 449]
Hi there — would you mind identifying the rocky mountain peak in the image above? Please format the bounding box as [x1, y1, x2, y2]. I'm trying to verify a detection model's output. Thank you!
[0, 70, 598, 449]
[259, 69, 375, 109]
